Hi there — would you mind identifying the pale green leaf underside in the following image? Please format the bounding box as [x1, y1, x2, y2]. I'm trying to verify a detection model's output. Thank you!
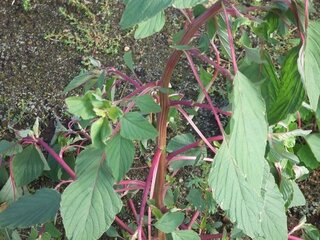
[172, 0, 207, 9]
[299, 21, 320, 110]
[0, 189, 60, 229]
[120, 112, 158, 140]
[171, 230, 200, 240]
[61, 147, 122, 240]
[120, 0, 172, 29]
[135, 11, 166, 39]
[0, 178, 23, 204]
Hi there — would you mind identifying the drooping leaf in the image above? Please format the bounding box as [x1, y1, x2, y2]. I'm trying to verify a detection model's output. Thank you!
[65, 93, 96, 120]
[0, 178, 23, 204]
[123, 51, 135, 73]
[298, 21, 320, 110]
[297, 145, 320, 170]
[171, 230, 200, 240]
[0, 188, 60, 228]
[172, 0, 207, 9]
[64, 71, 99, 93]
[120, 112, 158, 140]
[154, 212, 185, 233]
[260, 169, 287, 240]
[105, 134, 135, 181]
[120, 0, 172, 29]
[90, 117, 111, 148]
[289, 181, 306, 208]
[209, 72, 268, 238]
[12, 145, 45, 187]
[61, 147, 122, 240]
[304, 133, 320, 162]
[134, 95, 161, 113]
[135, 11, 166, 39]
[0, 140, 23, 157]
[216, 14, 232, 59]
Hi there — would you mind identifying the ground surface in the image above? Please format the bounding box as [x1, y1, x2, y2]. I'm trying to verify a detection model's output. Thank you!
[0, 0, 319, 238]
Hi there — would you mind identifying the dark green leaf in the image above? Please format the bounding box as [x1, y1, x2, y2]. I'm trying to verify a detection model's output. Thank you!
[0, 178, 23, 204]
[120, 112, 158, 140]
[0, 189, 60, 228]
[64, 71, 98, 93]
[0, 140, 23, 157]
[134, 95, 161, 113]
[120, 0, 172, 29]
[186, 189, 205, 211]
[123, 51, 135, 72]
[106, 134, 135, 181]
[155, 212, 185, 233]
[12, 145, 44, 187]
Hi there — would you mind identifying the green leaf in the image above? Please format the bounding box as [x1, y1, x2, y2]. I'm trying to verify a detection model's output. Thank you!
[106, 134, 135, 181]
[61, 147, 122, 240]
[303, 224, 320, 240]
[120, 0, 172, 29]
[123, 51, 135, 72]
[0, 140, 23, 157]
[172, 0, 207, 9]
[267, 47, 305, 124]
[65, 93, 96, 120]
[120, 112, 158, 140]
[297, 145, 320, 170]
[0, 178, 23, 204]
[154, 212, 185, 233]
[64, 71, 98, 93]
[0, 189, 60, 228]
[134, 11, 166, 39]
[171, 230, 200, 240]
[298, 21, 320, 110]
[260, 170, 287, 240]
[305, 133, 320, 162]
[289, 181, 306, 208]
[209, 72, 268, 238]
[134, 95, 161, 113]
[216, 14, 232, 59]
[90, 117, 111, 148]
[186, 189, 206, 211]
[170, 45, 193, 50]
[12, 145, 45, 187]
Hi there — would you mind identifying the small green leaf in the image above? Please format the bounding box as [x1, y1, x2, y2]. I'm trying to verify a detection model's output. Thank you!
[303, 224, 320, 240]
[170, 45, 193, 50]
[0, 189, 61, 228]
[289, 181, 306, 208]
[154, 212, 185, 233]
[297, 145, 320, 170]
[0, 178, 23, 204]
[123, 51, 135, 72]
[186, 189, 205, 211]
[120, 112, 158, 140]
[134, 95, 161, 113]
[171, 230, 200, 240]
[106, 134, 135, 181]
[12, 145, 45, 187]
[64, 71, 98, 93]
[65, 93, 96, 120]
[305, 134, 320, 162]
[172, 0, 207, 9]
[135, 11, 165, 39]
[120, 0, 172, 29]
[90, 117, 111, 148]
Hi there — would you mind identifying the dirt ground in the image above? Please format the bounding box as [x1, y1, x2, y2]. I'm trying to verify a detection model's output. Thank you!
[0, 0, 319, 238]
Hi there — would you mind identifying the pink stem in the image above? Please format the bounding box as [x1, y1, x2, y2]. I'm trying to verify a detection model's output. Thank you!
[168, 135, 223, 160]
[304, 0, 309, 29]
[115, 216, 134, 235]
[288, 236, 303, 240]
[200, 233, 225, 240]
[37, 138, 76, 180]
[9, 157, 17, 201]
[128, 199, 139, 223]
[169, 156, 214, 163]
[137, 148, 162, 239]
[185, 52, 225, 134]
[115, 186, 144, 193]
[222, 3, 238, 73]
[117, 180, 146, 187]
[187, 210, 200, 230]
[107, 67, 142, 87]
[176, 106, 216, 154]
[54, 180, 74, 191]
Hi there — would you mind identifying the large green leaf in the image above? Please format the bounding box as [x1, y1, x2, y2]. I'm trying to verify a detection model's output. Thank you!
[172, 0, 207, 9]
[260, 169, 287, 240]
[65, 93, 96, 120]
[61, 147, 122, 240]
[120, 112, 158, 140]
[209, 72, 268, 238]
[154, 212, 185, 233]
[134, 95, 161, 113]
[106, 134, 135, 181]
[134, 11, 166, 39]
[12, 145, 45, 187]
[120, 0, 172, 29]
[171, 230, 200, 240]
[0, 189, 60, 228]
[298, 21, 320, 110]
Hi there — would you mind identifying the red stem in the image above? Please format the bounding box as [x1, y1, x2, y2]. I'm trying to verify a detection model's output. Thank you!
[37, 138, 76, 180]
[187, 210, 200, 230]
[115, 216, 134, 235]
[288, 235, 303, 240]
[107, 67, 142, 87]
